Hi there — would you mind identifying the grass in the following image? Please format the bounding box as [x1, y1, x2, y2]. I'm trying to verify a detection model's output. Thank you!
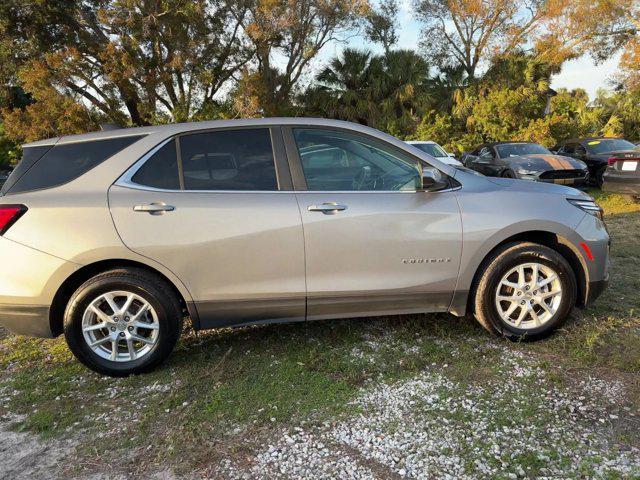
[1, 191, 639, 476]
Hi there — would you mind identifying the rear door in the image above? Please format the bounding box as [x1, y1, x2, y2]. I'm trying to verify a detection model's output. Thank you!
[109, 127, 306, 329]
[284, 126, 462, 319]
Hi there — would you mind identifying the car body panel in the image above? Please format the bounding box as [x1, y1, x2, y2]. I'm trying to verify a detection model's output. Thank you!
[109, 185, 307, 328]
[295, 191, 462, 319]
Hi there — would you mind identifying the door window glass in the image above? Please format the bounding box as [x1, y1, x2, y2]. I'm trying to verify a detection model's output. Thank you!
[131, 140, 180, 190]
[180, 129, 277, 191]
[293, 129, 421, 191]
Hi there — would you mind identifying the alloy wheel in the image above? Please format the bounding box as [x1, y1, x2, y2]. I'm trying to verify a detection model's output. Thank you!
[81, 290, 160, 362]
[495, 262, 563, 330]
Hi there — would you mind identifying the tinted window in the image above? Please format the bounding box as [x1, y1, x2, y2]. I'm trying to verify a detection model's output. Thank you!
[0, 145, 52, 195]
[479, 147, 495, 158]
[495, 143, 551, 157]
[294, 129, 421, 191]
[412, 143, 447, 157]
[180, 129, 277, 191]
[6, 135, 144, 194]
[585, 139, 637, 154]
[131, 140, 180, 190]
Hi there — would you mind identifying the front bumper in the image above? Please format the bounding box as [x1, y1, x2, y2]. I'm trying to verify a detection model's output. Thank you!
[0, 305, 53, 337]
[585, 277, 609, 307]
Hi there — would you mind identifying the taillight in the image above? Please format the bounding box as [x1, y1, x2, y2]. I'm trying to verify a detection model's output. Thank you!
[607, 157, 619, 166]
[0, 204, 27, 235]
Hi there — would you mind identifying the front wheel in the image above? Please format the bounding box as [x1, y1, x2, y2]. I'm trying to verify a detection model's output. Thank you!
[473, 243, 577, 340]
[63, 268, 183, 376]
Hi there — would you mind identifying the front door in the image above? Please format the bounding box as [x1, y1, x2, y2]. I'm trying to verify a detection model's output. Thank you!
[109, 127, 306, 328]
[285, 127, 462, 319]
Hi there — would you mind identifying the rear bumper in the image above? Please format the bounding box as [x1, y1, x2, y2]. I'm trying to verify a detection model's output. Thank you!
[602, 171, 640, 195]
[0, 304, 53, 337]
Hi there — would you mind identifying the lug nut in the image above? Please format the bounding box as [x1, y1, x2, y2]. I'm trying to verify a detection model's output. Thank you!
[124, 316, 130, 322]
[119, 332, 125, 337]
[110, 327, 116, 332]
[128, 326, 133, 332]
[525, 286, 530, 291]
[517, 291, 522, 296]
[520, 301, 525, 305]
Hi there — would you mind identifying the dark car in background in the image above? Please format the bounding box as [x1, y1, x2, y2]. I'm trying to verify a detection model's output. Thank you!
[462, 142, 588, 185]
[601, 148, 640, 196]
[0, 169, 12, 189]
[552, 137, 640, 188]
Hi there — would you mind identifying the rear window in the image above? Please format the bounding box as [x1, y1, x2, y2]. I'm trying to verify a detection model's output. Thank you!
[131, 140, 180, 190]
[3, 135, 145, 195]
[0, 145, 52, 195]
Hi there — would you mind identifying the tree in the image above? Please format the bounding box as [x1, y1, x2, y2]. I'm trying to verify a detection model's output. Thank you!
[413, 0, 552, 79]
[365, 0, 399, 54]
[239, 0, 367, 116]
[1, 0, 252, 126]
[302, 48, 430, 135]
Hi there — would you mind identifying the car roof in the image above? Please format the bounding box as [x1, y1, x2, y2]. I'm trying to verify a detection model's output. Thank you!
[21, 117, 379, 148]
[406, 141, 436, 145]
[558, 137, 626, 145]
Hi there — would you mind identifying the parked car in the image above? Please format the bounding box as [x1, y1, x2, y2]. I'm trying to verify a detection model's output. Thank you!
[462, 142, 588, 185]
[601, 149, 640, 196]
[406, 141, 462, 166]
[552, 137, 640, 188]
[0, 119, 609, 376]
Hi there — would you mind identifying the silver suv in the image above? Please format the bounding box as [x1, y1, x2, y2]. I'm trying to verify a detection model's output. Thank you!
[0, 119, 609, 376]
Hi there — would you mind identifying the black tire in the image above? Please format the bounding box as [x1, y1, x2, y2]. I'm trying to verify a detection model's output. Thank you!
[594, 166, 607, 189]
[472, 242, 577, 341]
[63, 268, 183, 377]
[502, 170, 516, 178]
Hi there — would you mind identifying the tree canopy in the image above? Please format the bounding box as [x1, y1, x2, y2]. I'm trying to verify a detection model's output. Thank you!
[0, 0, 638, 167]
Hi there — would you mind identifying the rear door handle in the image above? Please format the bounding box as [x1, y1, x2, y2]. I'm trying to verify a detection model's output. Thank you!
[133, 202, 175, 215]
[307, 202, 348, 214]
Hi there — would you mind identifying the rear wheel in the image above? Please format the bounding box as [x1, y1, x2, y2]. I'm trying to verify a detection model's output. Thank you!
[473, 243, 576, 340]
[63, 268, 182, 376]
[502, 170, 516, 178]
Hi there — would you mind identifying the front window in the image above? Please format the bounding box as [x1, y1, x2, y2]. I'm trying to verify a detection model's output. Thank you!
[412, 143, 447, 157]
[585, 139, 637, 154]
[293, 129, 421, 191]
[496, 143, 551, 157]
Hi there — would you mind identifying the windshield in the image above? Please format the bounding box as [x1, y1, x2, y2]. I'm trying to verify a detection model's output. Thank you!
[496, 143, 551, 157]
[412, 143, 447, 157]
[585, 139, 637, 154]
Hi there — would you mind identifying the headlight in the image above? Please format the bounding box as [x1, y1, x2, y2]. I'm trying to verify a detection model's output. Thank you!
[516, 168, 539, 176]
[567, 198, 604, 221]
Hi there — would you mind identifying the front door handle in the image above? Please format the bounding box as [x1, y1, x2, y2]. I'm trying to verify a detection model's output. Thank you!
[307, 202, 348, 214]
[133, 202, 175, 215]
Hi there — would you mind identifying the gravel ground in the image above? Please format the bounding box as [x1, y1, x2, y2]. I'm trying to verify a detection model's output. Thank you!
[217, 345, 640, 479]
[1, 342, 638, 479]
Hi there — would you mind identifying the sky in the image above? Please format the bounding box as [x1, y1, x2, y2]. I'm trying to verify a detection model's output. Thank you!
[317, 1, 620, 101]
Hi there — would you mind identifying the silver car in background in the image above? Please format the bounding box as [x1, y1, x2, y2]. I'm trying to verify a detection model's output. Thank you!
[0, 118, 609, 376]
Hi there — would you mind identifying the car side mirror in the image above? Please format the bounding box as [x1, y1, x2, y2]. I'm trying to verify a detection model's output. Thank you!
[421, 168, 448, 192]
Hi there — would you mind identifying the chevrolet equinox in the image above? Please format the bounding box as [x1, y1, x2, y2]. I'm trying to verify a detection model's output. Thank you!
[0, 119, 610, 376]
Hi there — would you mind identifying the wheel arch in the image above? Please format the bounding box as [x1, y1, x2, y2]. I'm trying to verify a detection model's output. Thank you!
[451, 229, 589, 317]
[49, 259, 198, 337]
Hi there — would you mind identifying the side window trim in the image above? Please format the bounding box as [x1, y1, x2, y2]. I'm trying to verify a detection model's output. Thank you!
[118, 126, 292, 192]
[282, 125, 431, 193]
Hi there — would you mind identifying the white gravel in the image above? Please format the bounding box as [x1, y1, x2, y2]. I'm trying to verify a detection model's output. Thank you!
[219, 345, 640, 479]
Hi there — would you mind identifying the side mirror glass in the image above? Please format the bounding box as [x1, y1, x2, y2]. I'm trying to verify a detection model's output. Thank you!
[421, 168, 448, 192]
